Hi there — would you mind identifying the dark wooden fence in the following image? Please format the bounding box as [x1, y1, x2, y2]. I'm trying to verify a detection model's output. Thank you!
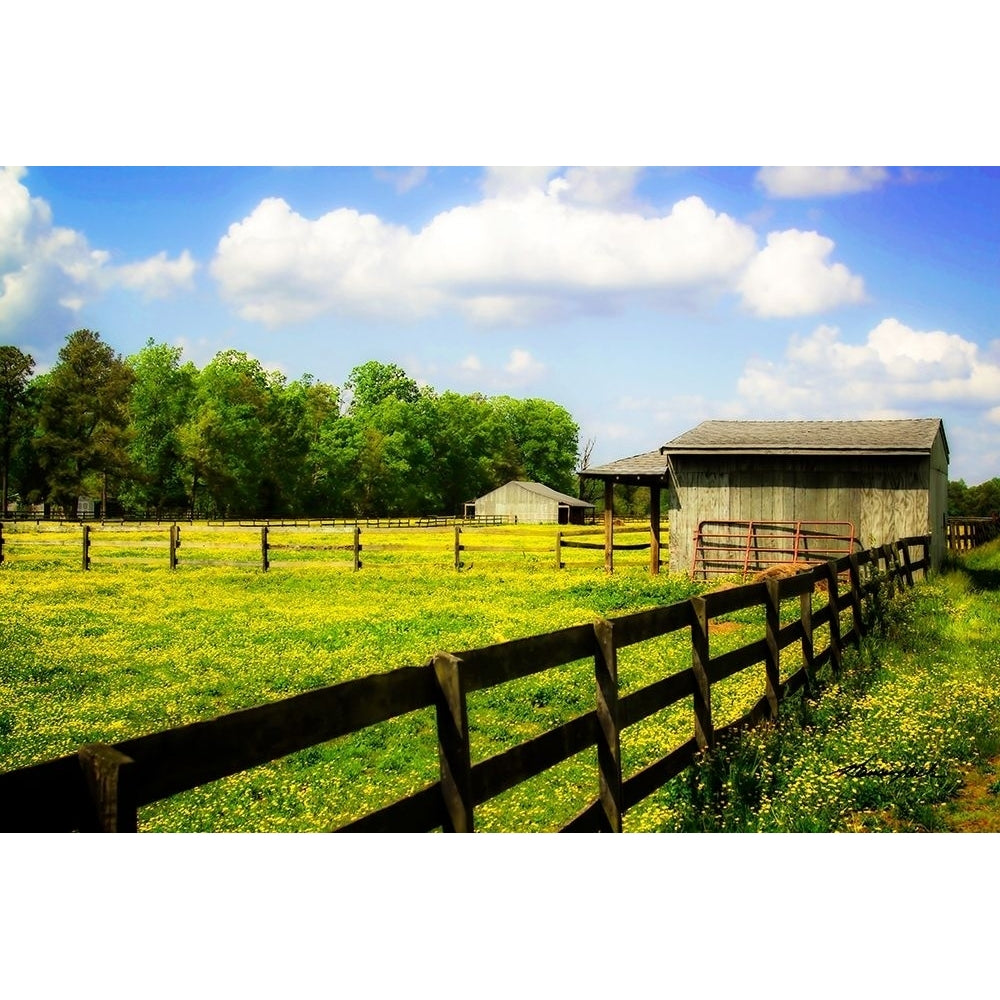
[0, 536, 930, 833]
[946, 516, 1000, 551]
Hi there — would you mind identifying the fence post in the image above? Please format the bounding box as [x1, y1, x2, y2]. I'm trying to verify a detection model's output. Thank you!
[848, 553, 865, 643]
[169, 523, 180, 570]
[604, 480, 615, 575]
[922, 536, 931, 580]
[900, 541, 915, 588]
[433, 652, 473, 832]
[554, 530, 563, 570]
[261, 525, 269, 572]
[454, 525, 464, 571]
[0, 522, 4, 564]
[823, 560, 842, 676]
[352, 526, 362, 571]
[593, 619, 622, 832]
[82, 524, 91, 571]
[649, 485, 661, 576]
[800, 572, 816, 692]
[880, 544, 897, 599]
[690, 596, 714, 750]
[78, 744, 137, 832]
[763, 578, 781, 719]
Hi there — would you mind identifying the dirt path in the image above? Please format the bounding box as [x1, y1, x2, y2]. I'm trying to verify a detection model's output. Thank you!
[937, 756, 1000, 832]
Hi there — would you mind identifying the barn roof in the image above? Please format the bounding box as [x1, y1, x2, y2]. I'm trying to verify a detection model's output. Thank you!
[579, 450, 670, 481]
[478, 481, 594, 507]
[663, 418, 947, 457]
[580, 418, 948, 482]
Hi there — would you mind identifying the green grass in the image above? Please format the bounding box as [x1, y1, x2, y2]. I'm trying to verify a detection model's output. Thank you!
[1, 522, 726, 831]
[652, 541, 1000, 831]
[4, 522, 996, 832]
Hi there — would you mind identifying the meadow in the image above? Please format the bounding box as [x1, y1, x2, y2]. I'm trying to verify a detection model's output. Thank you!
[2, 522, 998, 831]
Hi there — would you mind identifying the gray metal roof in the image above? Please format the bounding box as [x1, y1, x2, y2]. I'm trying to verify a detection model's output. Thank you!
[663, 419, 947, 457]
[579, 450, 670, 480]
[479, 481, 594, 507]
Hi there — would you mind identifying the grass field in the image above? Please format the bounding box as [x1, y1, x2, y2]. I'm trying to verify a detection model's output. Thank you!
[0, 522, 724, 831]
[3, 522, 998, 832]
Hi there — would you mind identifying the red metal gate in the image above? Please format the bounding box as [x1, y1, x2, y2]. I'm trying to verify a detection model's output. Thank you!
[691, 520, 857, 580]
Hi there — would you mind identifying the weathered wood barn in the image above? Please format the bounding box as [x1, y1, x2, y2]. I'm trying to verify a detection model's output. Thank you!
[467, 481, 594, 524]
[581, 419, 949, 577]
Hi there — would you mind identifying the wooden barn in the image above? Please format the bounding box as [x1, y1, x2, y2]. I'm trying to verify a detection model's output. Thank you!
[581, 419, 949, 578]
[467, 481, 594, 525]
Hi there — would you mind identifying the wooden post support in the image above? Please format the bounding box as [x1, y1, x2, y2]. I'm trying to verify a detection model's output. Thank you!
[881, 544, 897, 598]
[604, 479, 615, 575]
[848, 553, 865, 642]
[900, 541, 915, 588]
[554, 530, 563, 570]
[433, 652, 473, 832]
[352, 526, 362, 571]
[593, 619, 623, 832]
[0, 522, 4, 564]
[78, 744, 137, 833]
[922, 537, 931, 580]
[82, 523, 91, 571]
[690, 596, 713, 750]
[261, 525, 269, 572]
[649, 484, 661, 576]
[763, 578, 781, 719]
[169, 523, 180, 570]
[800, 572, 816, 692]
[823, 560, 843, 676]
[454, 525, 464, 571]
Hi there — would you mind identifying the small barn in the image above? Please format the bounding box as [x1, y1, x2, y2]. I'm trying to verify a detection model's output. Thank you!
[468, 481, 594, 525]
[581, 419, 949, 577]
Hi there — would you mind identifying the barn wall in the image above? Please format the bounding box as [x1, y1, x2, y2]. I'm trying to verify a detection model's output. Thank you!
[475, 483, 559, 523]
[668, 454, 940, 575]
[928, 434, 949, 568]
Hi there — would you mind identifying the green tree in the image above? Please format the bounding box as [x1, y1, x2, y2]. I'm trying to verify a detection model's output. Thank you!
[486, 396, 579, 495]
[0, 345, 35, 512]
[122, 340, 197, 515]
[345, 360, 420, 412]
[177, 350, 275, 516]
[35, 330, 135, 516]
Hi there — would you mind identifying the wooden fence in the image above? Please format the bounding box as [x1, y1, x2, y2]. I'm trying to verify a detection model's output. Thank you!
[0, 522, 649, 573]
[0, 535, 929, 833]
[946, 516, 1000, 551]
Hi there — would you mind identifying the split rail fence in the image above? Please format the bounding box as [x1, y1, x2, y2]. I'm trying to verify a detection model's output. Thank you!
[0, 535, 929, 833]
[946, 516, 1000, 552]
[0, 523, 653, 574]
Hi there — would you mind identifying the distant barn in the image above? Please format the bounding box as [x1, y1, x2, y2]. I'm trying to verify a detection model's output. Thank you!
[581, 419, 949, 577]
[467, 481, 594, 525]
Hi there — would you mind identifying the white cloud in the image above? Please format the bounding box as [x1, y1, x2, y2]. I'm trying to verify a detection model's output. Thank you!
[211, 174, 768, 327]
[504, 348, 544, 378]
[0, 167, 197, 344]
[738, 319, 1000, 416]
[738, 230, 866, 317]
[112, 250, 197, 299]
[373, 166, 428, 194]
[459, 354, 482, 372]
[756, 166, 889, 198]
[212, 168, 873, 329]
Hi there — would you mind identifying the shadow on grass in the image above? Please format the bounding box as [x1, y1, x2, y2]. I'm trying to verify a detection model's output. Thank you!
[963, 567, 1000, 592]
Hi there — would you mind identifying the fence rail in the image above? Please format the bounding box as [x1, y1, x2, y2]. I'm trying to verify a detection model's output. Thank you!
[946, 516, 1000, 551]
[0, 535, 930, 833]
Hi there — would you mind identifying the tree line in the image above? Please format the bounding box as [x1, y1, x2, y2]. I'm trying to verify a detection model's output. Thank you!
[0, 332, 581, 520]
[948, 478, 1000, 518]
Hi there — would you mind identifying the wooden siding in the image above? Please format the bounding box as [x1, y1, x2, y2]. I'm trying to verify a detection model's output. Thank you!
[669, 455, 939, 574]
[475, 482, 565, 524]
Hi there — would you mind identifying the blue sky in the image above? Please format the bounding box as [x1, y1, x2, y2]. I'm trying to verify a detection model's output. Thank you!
[4, 164, 999, 483]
